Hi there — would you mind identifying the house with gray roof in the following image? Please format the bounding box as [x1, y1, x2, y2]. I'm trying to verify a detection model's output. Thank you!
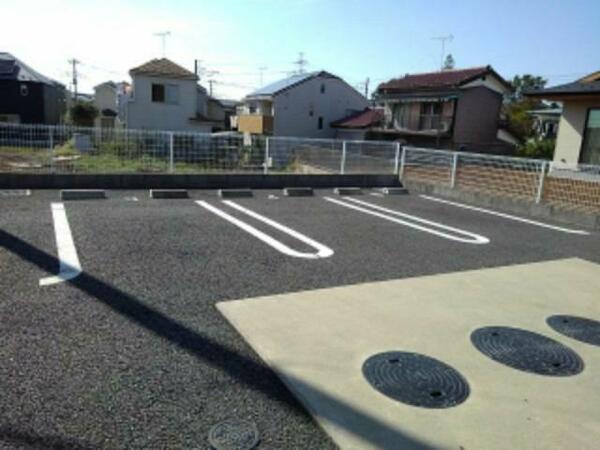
[0, 52, 66, 124]
[526, 71, 600, 166]
[237, 71, 367, 138]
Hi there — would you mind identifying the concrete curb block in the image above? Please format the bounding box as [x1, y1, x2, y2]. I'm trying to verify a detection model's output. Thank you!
[334, 187, 363, 195]
[60, 189, 106, 200]
[404, 180, 600, 231]
[149, 189, 189, 199]
[283, 187, 314, 197]
[218, 189, 253, 198]
[376, 187, 409, 195]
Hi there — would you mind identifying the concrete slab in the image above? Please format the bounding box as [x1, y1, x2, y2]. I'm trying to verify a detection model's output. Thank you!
[283, 187, 314, 197]
[149, 189, 189, 199]
[218, 258, 600, 450]
[218, 189, 253, 198]
[60, 189, 106, 200]
[333, 187, 362, 195]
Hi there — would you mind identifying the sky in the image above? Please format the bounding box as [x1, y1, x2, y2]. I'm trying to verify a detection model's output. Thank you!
[1, 0, 599, 100]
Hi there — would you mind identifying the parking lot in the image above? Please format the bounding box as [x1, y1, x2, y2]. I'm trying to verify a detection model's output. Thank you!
[1, 189, 600, 449]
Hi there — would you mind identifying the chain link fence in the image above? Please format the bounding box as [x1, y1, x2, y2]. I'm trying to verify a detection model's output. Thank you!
[402, 146, 600, 213]
[0, 123, 399, 176]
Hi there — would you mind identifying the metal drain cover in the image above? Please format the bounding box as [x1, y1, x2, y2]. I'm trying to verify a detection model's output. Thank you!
[547, 315, 600, 346]
[362, 351, 470, 408]
[471, 326, 584, 376]
[208, 418, 259, 450]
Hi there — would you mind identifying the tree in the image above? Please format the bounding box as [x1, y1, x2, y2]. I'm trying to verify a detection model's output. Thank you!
[510, 74, 547, 102]
[69, 101, 98, 127]
[443, 54, 455, 70]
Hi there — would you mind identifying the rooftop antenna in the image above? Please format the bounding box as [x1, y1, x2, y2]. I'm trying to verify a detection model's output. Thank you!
[432, 34, 453, 70]
[153, 31, 171, 57]
[258, 66, 268, 86]
[293, 52, 308, 75]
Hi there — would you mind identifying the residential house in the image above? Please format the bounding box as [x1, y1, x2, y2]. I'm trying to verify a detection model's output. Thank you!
[527, 107, 561, 140]
[370, 66, 514, 153]
[526, 72, 600, 166]
[93, 81, 130, 128]
[126, 58, 223, 132]
[237, 71, 368, 138]
[0, 52, 66, 124]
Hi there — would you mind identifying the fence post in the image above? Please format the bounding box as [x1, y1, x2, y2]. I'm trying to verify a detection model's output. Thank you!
[535, 161, 548, 204]
[393, 142, 400, 175]
[450, 152, 459, 188]
[264, 137, 270, 175]
[168, 132, 174, 173]
[399, 146, 406, 181]
[49, 127, 54, 173]
[340, 141, 347, 174]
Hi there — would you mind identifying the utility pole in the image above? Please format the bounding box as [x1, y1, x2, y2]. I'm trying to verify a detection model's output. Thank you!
[258, 66, 267, 86]
[293, 52, 308, 75]
[208, 79, 215, 97]
[153, 31, 171, 57]
[432, 34, 453, 70]
[68, 58, 80, 101]
[364, 77, 370, 98]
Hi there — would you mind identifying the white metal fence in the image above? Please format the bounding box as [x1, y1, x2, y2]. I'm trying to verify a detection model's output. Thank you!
[402, 146, 600, 213]
[0, 123, 399, 175]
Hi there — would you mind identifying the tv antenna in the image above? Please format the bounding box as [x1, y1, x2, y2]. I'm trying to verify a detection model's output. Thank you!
[154, 31, 171, 57]
[293, 52, 308, 74]
[432, 34, 453, 70]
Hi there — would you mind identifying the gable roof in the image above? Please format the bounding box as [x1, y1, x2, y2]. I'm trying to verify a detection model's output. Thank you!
[377, 66, 511, 93]
[0, 52, 64, 87]
[331, 108, 384, 129]
[246, 71, 340, 98]
[129, 58, 198, 80]
[525, 71, 600, 99]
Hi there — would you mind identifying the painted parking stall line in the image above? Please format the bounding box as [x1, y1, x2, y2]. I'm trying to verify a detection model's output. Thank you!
[196, 200, 334, 259]
[324, 196, 490, 245]
[39, 203, 82, 286]
[420, 195, 590, 235]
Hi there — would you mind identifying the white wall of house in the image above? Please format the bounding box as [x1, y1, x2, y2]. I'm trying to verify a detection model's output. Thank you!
[126, 75, 211, 132]
[271, 76, 367, 138]
[461, 75, 510, 95]
[94, 84, 117, 113]
[553, 100, 599, 167]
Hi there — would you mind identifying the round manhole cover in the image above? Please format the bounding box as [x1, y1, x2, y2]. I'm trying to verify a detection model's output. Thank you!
[471, 326, 584, 376]
[547, 315, 600, 346]
[362, 351, 470, 408]
[208, 418, 259, 450]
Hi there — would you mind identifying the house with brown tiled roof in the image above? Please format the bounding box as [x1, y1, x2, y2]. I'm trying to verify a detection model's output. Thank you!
[125, 58, 225, 132]
[370, 65, 515, 153]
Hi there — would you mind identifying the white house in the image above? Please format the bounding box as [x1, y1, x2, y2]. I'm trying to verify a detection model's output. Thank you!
[237, 71, 368, 138]
[125, 58, 222, 132]
[93, 81, 130, 128]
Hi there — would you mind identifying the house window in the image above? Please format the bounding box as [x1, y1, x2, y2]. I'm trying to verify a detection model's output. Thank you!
[309, 110, 314, 117]
[320, 84, 325, 94]
[580, 109, 600, 164]
[165, 84, 179, 104]
[394, 103, 411, 128]
[20, 84, 29, 96]
[151, 84, 165, 102]
[419, 102, 442, 130]
[318, 116, 323, 129]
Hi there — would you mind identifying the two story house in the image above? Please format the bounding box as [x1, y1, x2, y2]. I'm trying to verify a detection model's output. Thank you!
[0, 52, 66, 124]
[237, 71, 368, 138]
[126, 58, 223, 132]
[371, 66, 514, 153]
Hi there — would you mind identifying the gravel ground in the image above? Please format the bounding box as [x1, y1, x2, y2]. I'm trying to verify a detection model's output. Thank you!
[1, 189, 599, 449]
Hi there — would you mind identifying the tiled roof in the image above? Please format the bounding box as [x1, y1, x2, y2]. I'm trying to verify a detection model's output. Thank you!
[129, 58, 197, 80]
[0, 52, 63, 86]
[525, 72, 600, 97]
[247, 71, 339, 98]
[331, 108, 384, 129]
[377, 66, 508, 92]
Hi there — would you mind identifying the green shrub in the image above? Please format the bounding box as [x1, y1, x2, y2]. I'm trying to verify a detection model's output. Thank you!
[516, 138, 556, 160]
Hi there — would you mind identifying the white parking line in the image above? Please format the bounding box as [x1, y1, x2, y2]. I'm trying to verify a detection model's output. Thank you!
[420, 195, 590, 235]
[324, 196, 490, 244]
[39, 203, 82, 286]
[196, 200, 334, 259]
